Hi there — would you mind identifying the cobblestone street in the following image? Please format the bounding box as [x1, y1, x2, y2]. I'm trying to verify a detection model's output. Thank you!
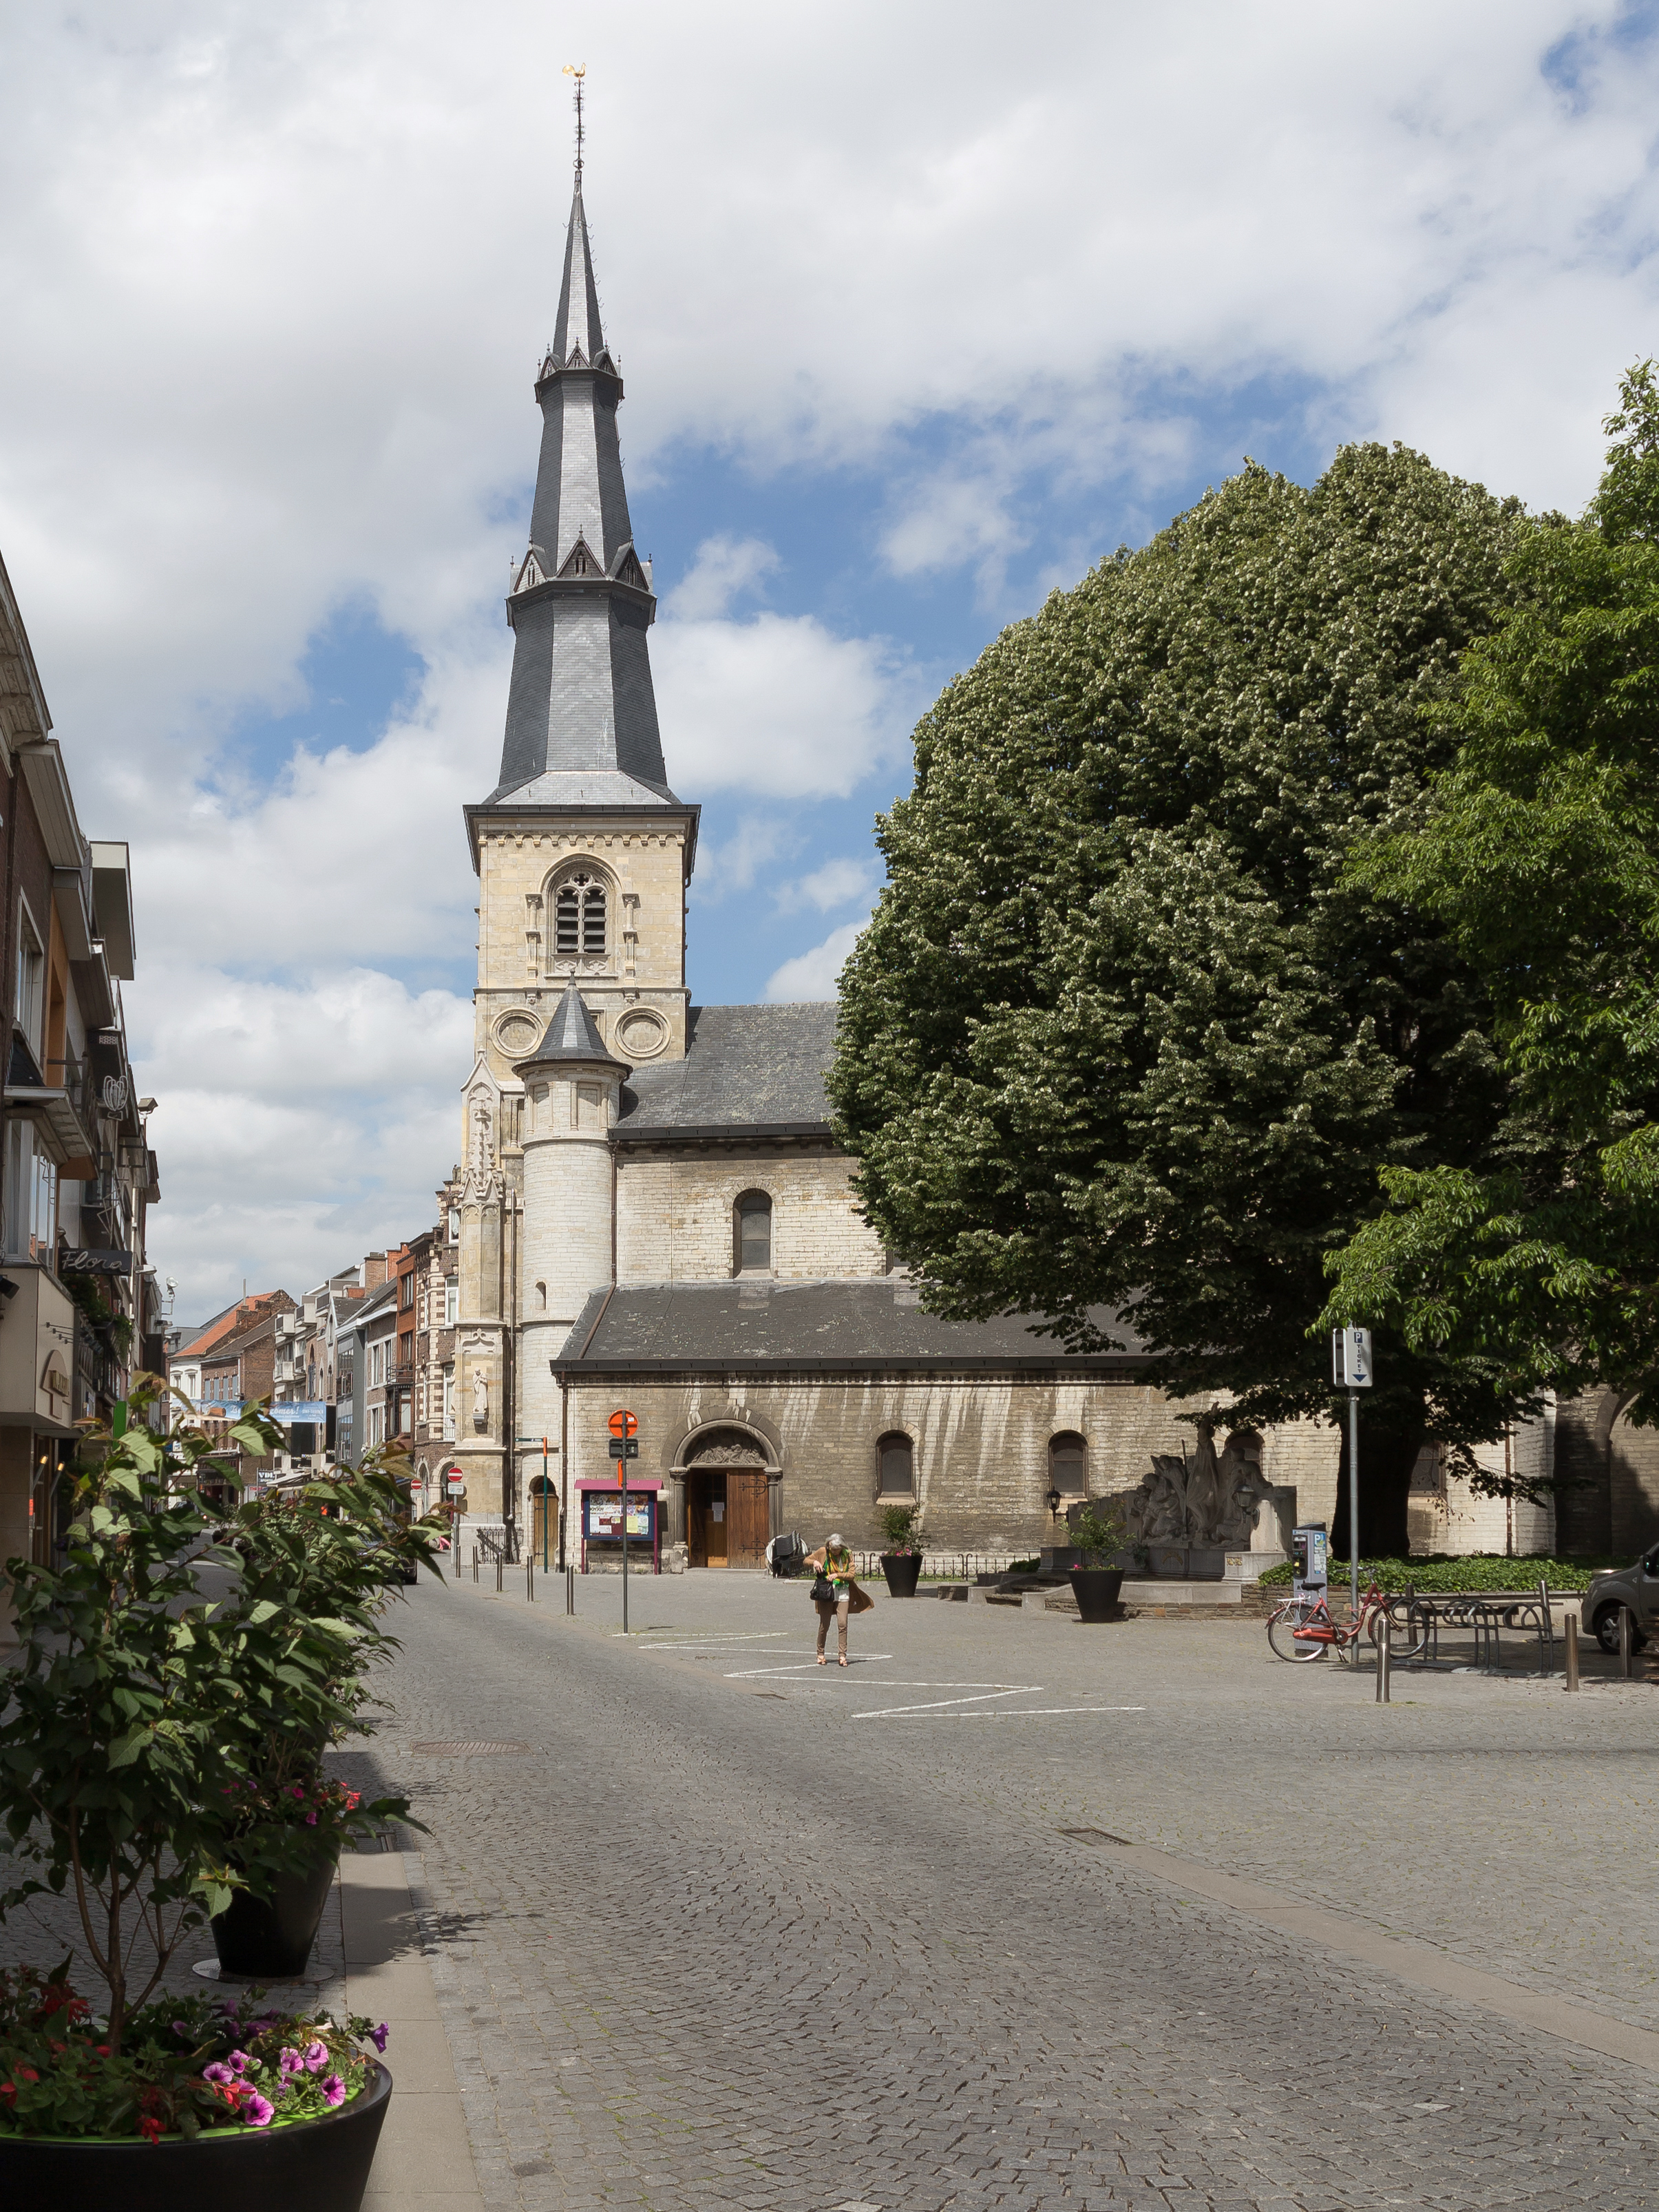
[323, 1572, 1659, 2212]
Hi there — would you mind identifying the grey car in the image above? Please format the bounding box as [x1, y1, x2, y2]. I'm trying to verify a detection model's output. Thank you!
[1581, 1549, 1659, 1654]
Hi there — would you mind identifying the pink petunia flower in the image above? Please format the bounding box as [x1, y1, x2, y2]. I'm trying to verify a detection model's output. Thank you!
[368, 2022, 389, 2054]
[292, 1784, 306, 1798]
[242, 2093, 275, 2127]
[202, 2062, 234, 2086]
[278, 2047, 304, 2076]
[226, 2050, 251, 2076]
[304, 2040, 329, 2072]
[321, 2074, 346, 2107]
[306, 1811, 318, 1826]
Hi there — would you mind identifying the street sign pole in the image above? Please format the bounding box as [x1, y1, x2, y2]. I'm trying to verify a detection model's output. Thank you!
[607, 1409, 640, 1636]
[1333, 1327, 1373, 1630]
[1348, 1389, 1360, 1629]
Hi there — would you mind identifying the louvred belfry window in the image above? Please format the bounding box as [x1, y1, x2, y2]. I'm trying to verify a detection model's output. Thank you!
[554, 874, 607, 956]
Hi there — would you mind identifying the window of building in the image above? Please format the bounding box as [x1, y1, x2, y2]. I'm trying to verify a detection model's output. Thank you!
[553, 872, 607, 957]
[442, 1364, 455, 1440]
[368, 1405, 383, 1447]
[419, 1286, 428, 1329]
[14, 903, 43, 1058]
[876, 1432, 915, 1498]
[445, 1281, 458, 1327]
[449, 1208, 460, 1243]
[734, 1190, 772, 1275]
[3, 1119, 56, 1265]
[399, 1330, 414, 1371]
[400, 1273, 414, 1310]
[1050, 1431, 1088, 1497]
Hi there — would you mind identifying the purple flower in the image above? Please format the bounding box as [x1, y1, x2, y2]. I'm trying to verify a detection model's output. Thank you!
[242, 2093, 275, 2128]
[202, 2062, 234, 2086]
[321, 2073, 346, 2107]
[171, 2019, 191, 2039]
[305, 1811, 318, 1826]
[226, 2050, 252, 2076]
[278, 2047, 304, 2077]
[304, 2040, 329, 2073]
[291, 1784, 306, 1800]
[368, 2023, 388, 2054]
[246, 2018, 275, 2036]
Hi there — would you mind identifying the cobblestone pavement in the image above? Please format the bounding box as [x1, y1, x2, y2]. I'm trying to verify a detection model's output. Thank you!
[316, 1571, 1659, 2212]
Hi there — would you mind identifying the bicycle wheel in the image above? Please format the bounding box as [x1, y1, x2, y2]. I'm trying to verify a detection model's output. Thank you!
[1267, 1600, 1332, 1662]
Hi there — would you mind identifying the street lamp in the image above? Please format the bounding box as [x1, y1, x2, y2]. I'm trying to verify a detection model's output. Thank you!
[1044, 1485, 1062, 1523]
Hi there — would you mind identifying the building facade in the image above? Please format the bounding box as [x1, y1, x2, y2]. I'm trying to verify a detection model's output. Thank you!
[0, 549, 162, 1628]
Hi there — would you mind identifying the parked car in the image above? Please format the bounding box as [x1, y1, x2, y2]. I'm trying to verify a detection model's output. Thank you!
[1581, 1548, 1659, 1654]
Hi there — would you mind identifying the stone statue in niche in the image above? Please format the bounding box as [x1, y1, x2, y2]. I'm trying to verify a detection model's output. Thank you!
[472, 1372, 489, 1433]
[471, 1095, 494, 1177]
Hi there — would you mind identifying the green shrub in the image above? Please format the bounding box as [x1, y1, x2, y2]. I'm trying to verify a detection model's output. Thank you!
[1256, 1552, 1618, 1592]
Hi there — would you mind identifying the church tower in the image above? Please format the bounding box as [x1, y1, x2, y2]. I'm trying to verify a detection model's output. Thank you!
[452, 118, 698, 1537]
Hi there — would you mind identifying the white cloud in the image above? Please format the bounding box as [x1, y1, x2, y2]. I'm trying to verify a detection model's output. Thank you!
[653, 611, 913, 799]
[763, 921, 866, 1004]
[664, 535, 780, 620]
[775, 856, 880, 914]
[137, 966, 474, 1318]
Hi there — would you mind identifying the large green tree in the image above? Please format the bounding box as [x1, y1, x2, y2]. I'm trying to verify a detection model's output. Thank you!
[1323, 367, 1659, 1427]
[830, 442, 1532, 1552]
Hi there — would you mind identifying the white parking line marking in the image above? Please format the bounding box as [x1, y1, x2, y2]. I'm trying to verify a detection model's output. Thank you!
[852, 1687, 1042, 1717]
[723, 1657, 896, 1676]
[854, 1705, 1149, 1720]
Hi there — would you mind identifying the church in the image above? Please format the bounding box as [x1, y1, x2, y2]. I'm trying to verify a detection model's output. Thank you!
[443, 150, 1373, 1574]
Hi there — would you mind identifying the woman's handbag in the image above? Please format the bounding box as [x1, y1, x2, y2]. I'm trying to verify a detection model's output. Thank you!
[810, 1572, 834, 1603]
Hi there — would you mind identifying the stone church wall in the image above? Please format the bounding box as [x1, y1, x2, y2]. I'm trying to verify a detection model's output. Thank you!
[616, 1152, 887, 1283]
[563, 1373, 1317, 1554]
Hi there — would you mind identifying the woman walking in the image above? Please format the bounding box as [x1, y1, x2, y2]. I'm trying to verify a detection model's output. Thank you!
[805, 1532, 857, 1666]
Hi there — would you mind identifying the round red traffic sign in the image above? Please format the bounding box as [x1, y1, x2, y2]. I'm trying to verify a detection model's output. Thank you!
[608, 1408, 638, 1440]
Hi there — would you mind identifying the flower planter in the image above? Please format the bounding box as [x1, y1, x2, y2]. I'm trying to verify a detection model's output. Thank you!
[0, 2058, 390, 2212]
[211, 1844, 339, 1979]
[1069, 1567, 1125, 1623]
[880, 1552, 923, 1597]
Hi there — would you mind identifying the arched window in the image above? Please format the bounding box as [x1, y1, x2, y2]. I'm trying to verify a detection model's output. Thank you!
[876, 1431, 915, 1497]
[553, 872, 608, 957]
[1050, 1431, 1088, 1497]
[734, 1190, 772, 1274]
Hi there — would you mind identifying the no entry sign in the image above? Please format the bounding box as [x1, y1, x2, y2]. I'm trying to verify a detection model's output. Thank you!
[608, 1408, 638, 1440]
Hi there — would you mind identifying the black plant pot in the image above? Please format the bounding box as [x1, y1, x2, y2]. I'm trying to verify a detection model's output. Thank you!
[0, 2059, 390, 2212]
[880, 1552, 923, 1597]
[211, 1844, 339, 1979]
[1069, 1567, 1125, 1623]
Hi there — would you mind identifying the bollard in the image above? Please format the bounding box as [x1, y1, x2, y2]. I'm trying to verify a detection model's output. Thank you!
[566, 1562, 575, 1616]
[1375, 1610, 1391, 1703]
[526, 1559, 534, 1603]
[472, 1546, 478, 1584]
[496, 1555, 503, 1594]
[1620, 1605, 1633, 1678]
[1565, 1611, 1580, 1692]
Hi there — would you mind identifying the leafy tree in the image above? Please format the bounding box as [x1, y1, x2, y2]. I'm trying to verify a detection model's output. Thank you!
[1323, 366, 1659, 1429]
[830, 443, 1532, 1553]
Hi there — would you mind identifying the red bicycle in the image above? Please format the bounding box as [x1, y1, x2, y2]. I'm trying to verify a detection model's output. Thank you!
[1266, 1581, 1427, 1664]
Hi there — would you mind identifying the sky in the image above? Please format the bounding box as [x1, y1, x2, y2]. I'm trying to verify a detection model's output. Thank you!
[1, 0, 1657, 1320]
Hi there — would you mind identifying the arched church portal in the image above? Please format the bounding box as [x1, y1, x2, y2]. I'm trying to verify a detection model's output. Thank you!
[675, 1426, 773, 1569]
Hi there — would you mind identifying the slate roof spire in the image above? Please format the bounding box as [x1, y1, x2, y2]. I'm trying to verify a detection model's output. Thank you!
[482, 129, 676, 815]
[514, 982, 629, 1074]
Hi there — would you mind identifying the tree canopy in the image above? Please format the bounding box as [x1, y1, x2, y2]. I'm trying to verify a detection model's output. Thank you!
[830, 441, 1531, 1549]
[1323, 366, 1659, 1426]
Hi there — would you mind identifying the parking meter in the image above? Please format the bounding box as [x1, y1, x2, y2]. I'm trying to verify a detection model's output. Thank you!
[1292, 1524, 1329, 1599]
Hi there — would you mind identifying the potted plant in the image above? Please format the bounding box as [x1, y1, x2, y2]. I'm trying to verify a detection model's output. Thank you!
[877, 1502, 924, 1597]
[207, 1451, 441, 1980]
[0, 1389, 427, 2202]
[1065, 1499, 1130, 1623]
[0, 1969, 393, 2209]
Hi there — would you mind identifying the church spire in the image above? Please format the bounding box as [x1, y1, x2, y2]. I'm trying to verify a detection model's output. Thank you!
[479, 83, 675, 815]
